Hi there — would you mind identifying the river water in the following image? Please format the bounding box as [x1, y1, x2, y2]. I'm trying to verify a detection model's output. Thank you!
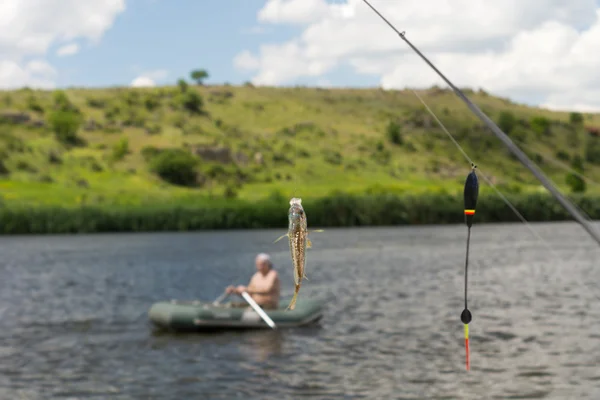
[1, 222, 600, 399]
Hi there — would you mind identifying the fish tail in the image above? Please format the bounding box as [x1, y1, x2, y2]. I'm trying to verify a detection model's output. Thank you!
[286, 285, 300, 311]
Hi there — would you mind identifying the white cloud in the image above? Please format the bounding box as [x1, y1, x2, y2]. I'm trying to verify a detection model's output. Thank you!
[0, 60, 56, 89]
[234, 50, 260, 71]
[237, 0, 600, 111]
[258, 0, 331, 24]
[130, 76, 156, 87]
[129, 69, 168, 87]
[56, 43, 79, 56]
[0, 0, 126, 88]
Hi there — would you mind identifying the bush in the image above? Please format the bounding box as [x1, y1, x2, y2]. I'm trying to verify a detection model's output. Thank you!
[149, 148, 198, 186]
[510, 127, 528, 143]
[555, 150, 570, 162]
[385, 120, 403, 145]
[566, 155, 586, 193]
[145, 124, 162, 135]
[179, 91, 204, 114]
[141, 145, 161, 161]
[497, 111, 516, 134]
[87, 98, 106, 108]
[585, 136, 600, 164]
[52, 90, 79, 113]
[48, 110, 83, 145]
[530, 116, 551, 136]
[27, 96, 44, 113]
[111, 137, 129, 161]
[144, 95, 160, 111]
[0, 159, 8, 175]
[1, 191, 600, 234]
[570, 112, 583, 125]
[322, 149, 342, 165]
[177, 79, 188, 92]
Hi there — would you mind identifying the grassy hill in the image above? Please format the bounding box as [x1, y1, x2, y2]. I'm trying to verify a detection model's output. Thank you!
[0, 82, 599, 233]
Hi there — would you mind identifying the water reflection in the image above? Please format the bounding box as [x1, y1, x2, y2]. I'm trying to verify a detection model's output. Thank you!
[240, 330, 284, 363]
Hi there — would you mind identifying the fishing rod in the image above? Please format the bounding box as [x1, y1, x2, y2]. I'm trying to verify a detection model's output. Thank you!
[360, 0, 600, 248]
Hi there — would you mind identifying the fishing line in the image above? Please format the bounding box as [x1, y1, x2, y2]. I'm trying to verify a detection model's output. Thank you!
[533, 150, 600, 188]
[294, 120, 299, 197]
[360, 0, 600, 248]
[417, 86, 597, 223]
[414, 89, 600, 304]
[504, 140, 599, 220]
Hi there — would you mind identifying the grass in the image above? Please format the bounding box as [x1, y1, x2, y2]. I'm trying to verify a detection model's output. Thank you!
[0, 82, 599, 233]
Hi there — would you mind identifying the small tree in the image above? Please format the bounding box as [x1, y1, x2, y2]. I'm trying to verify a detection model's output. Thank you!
[569, 112, 583, 125]
[530, 116, 551, 136]
[177, 79, 188, 92]
[149, 148, 198, 186]
[190, 69, 209, 85]
[385, 120, 403, 145]
[111, 137, 129, 161]
[52, 90, 79, 113]
[497, 111, 516, 134]
[566, 155, 586, 193]
[585, 135, 600, 164]
[48, 110, 83, 145]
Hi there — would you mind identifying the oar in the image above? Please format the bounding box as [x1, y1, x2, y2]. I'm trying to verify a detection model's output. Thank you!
[240, 291, 277, 329]
[212, 290, 230, 306]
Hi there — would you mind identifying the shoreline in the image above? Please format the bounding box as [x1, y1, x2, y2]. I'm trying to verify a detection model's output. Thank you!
[0, 192, 597, 234]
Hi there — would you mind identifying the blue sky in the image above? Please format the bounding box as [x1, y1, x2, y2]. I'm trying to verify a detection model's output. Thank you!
[44, 0, 379, 89]
[46, 0, 285, 88]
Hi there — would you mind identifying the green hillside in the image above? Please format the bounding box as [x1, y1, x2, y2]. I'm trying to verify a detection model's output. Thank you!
[1, 82, 599, 210]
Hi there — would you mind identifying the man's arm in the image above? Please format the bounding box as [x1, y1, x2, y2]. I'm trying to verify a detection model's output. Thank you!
[234, 273, 257, 294]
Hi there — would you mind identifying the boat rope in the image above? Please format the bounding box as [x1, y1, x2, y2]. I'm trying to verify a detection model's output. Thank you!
[360, 0, 600, 248]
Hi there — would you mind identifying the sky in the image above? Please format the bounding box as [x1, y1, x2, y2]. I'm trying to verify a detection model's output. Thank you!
[1, 0, 600, 112]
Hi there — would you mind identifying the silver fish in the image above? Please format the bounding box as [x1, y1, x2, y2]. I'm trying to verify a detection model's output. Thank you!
[275, 197, 311, 310]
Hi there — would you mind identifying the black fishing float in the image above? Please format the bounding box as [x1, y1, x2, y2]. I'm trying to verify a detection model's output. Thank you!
[461, 163, 478, 371]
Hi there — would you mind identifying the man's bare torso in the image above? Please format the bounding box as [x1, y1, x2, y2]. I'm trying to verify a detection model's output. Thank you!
[248, 269, 280, 309]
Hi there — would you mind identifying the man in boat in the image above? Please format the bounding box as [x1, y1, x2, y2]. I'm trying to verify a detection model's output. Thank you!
[226, 253, 281, 309]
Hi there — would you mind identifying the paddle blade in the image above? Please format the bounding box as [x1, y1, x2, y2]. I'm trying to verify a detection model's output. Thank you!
[241, 291, 276, 329]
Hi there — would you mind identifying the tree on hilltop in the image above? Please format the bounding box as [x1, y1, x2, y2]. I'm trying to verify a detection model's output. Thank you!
[190, 69, 209, 85]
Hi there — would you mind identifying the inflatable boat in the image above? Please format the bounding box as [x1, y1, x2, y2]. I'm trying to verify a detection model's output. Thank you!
[148, 297, 324, 331]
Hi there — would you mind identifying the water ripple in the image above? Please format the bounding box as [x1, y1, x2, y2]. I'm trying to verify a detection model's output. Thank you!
[0, 223, 600, 398]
